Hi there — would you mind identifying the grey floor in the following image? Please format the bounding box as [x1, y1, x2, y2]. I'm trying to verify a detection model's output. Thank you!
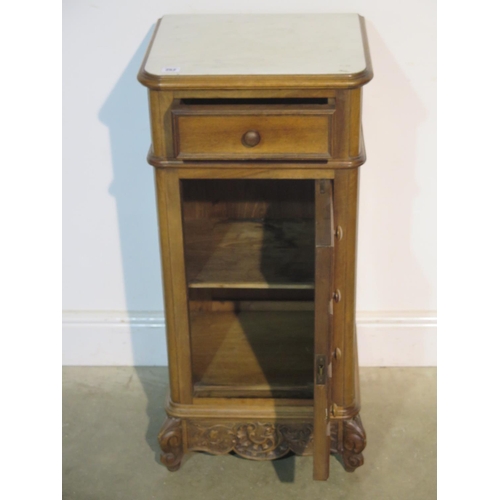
[62, 367, 436, 500]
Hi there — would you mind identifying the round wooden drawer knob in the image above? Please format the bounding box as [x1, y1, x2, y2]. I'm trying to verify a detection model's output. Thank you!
[242, 130, 261, 147]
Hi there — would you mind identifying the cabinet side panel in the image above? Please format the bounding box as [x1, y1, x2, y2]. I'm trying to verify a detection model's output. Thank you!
[155, 168, 193, 404]
[331, 89, 362, 160]
[348, 88, 362, 158]
[149, 90, 175, 158]
[332, 169, 359, 411]
[343, 168, 359, 406]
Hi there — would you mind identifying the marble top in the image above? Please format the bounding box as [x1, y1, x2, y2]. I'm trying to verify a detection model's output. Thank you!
[144, 14, 367, 77]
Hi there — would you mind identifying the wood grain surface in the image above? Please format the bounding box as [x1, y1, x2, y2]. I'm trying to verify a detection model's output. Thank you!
[190, 310, 314, 398]
[184, 219, 314, 289]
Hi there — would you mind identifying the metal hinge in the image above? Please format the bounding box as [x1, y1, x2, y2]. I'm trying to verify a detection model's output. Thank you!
[331, 403, 340, 417]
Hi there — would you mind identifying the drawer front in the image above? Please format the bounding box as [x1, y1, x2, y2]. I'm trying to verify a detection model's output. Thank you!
[172, 106, 334, 160]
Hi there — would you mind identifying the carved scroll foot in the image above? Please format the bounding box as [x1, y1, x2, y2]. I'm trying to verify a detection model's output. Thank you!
[330, 414, 366, 472]
[158, 416, 184, 471]
[341, 414, 366, 472]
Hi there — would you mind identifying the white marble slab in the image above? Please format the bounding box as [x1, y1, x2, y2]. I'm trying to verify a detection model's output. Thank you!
[145, 14, 367, 77]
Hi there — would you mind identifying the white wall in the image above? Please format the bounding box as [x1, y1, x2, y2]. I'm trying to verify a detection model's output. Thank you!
[63, 0, 436, 366]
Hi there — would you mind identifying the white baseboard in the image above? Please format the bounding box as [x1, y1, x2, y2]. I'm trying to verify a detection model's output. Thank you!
[62, 310, 436, 367]
[355, 311, 436, 366]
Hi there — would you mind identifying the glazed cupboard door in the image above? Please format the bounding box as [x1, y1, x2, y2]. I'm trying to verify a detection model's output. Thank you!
[313, 179, 334, 480]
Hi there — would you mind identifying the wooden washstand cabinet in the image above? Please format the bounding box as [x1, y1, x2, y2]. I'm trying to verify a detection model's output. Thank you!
[137, 13, 373, 480]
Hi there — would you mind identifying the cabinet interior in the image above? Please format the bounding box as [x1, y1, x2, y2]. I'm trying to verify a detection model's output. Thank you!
[181, 179, 316, 399]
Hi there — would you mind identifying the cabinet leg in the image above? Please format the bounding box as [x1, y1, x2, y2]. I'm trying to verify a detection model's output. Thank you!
[330, 414, 366, 472]
[342, 414, 366, 472]
[158, 416, 184, 472]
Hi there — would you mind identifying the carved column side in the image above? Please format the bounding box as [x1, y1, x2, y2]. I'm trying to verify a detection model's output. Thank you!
[158, 416, 184, 472]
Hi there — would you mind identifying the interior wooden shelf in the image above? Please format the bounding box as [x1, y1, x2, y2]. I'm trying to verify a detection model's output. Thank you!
[184, 219, 315, 289]
[190, 310, 314, 398]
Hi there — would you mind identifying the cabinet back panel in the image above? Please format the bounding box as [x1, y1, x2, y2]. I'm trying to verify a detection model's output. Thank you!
[181, 179, 315, 220]
[190, 308, 314, 398]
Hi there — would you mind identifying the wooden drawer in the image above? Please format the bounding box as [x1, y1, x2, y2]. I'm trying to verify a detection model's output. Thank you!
[171, 101, 335, 160]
